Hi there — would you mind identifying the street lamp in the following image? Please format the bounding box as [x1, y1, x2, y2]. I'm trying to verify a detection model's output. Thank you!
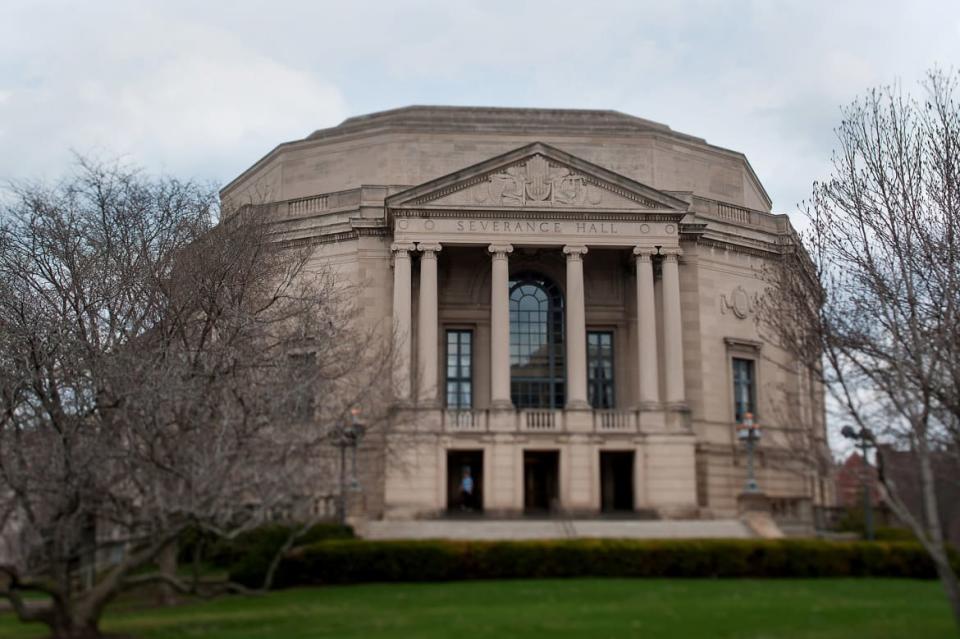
[841, 425, 876, 541]
[737, 412, 762, 493]
[334, 406, 366, 526]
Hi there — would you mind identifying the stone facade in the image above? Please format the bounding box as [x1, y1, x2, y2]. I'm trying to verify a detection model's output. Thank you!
[223, 106, 832, 526]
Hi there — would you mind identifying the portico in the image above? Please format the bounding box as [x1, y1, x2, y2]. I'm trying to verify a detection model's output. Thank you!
[391, 240, 688, 421]
[382, 143, 700, 517]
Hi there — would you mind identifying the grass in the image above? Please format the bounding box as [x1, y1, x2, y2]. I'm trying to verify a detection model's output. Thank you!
[0, 578, 955, 638]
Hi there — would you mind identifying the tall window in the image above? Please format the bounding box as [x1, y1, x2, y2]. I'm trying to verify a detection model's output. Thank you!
[588, 331, 615, 409]
[446, 330, 473, 409]
[732, 357, 755, 423]
[509, 273, 565, 409]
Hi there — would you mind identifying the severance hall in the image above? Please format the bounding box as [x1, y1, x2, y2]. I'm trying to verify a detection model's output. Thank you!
[222, 106, 830, 532]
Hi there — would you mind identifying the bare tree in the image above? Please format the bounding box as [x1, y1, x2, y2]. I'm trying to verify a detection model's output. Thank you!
[0, 159, 393, 639]
[758, 69, 960, 629]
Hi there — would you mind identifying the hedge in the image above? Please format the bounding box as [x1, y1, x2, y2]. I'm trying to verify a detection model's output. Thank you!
[234, 538, 960, 588]
[179, 523, 354, 586]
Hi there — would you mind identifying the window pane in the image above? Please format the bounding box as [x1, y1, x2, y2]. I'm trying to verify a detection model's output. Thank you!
[732, 358, 755, 422]
[509, 274, 565, 408]
[445, 330, 473, 409]
[587, 331, 615, 409]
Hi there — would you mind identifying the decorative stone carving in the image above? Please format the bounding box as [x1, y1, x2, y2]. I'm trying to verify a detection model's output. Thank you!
[477, 155, 604, 206]
[720, 285, 757, 320]
[474, 155, 603, 206]
[413, 154, 665, 209]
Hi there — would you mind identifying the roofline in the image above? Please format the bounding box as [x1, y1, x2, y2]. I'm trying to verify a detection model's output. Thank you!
[220, 105, 772, 209]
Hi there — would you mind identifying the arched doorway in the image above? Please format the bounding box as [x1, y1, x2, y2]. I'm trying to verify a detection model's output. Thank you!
[509, 272, 564, 409]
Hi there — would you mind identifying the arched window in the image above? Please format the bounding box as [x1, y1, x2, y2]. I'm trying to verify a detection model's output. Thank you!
[509, 273, 564, 408]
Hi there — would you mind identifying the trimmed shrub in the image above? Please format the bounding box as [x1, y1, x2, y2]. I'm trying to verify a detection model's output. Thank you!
[179, 523, 354, 586]
[257, 538, 960, 589]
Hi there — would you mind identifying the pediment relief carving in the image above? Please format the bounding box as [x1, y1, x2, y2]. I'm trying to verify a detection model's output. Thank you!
[391, 148, 685, 211]
[412, 155, 662, 209]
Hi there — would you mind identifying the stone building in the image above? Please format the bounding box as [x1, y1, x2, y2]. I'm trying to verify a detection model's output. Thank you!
[222, 106, 831, 529]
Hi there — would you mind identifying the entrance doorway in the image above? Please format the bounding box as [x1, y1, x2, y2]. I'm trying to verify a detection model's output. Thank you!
[600, 451, 635, 513]
[447, 450, 483, 512]
[524, 450, 560, 513]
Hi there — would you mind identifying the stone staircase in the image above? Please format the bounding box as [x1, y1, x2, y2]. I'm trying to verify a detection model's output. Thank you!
[362, 518, 755, 540]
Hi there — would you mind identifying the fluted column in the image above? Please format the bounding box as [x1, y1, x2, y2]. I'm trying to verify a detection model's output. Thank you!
[489, 244, 514, 410]
[391, 242, 416, 402]
[417, 243, 441, 405]
[661, 249, 686, 406]
[563, 245, 590, 410]
[633, 247, 660, 408]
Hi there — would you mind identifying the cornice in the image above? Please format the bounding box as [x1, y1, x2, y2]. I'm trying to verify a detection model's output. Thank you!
[276, 226, 389, 249]
[390, 208, 685, 222]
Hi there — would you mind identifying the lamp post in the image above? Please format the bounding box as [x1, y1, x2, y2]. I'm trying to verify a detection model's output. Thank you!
[737, 412, 762, 493]
[335, 406, 366, 526]
[841, 425, 876, 541]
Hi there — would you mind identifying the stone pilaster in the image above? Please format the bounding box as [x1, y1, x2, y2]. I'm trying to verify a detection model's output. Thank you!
[416, 243, 441, 405]
[563, 245, 590, 410]
[391, 242, 416, 402]
[633, 247, 660, 409]
[489, 244, 514, 410]
[661, 249, 686, 407]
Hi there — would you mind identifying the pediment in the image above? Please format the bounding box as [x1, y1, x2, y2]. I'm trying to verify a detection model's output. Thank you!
[386, 142, 690, 212]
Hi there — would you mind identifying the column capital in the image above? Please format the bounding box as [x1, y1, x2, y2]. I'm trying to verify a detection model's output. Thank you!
[417, 242, 442, 256]
[633, 246, 656, 260]
[488, 243, 514, 259]
[391, 241, 417, 254]
[563, 244, 589, 260]
[661, 247, 683, 260]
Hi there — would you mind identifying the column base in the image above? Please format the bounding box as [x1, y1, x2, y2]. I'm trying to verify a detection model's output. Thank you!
[564, 399, 592, 411]
[489, 399, 515, 411]
[664, 401, 690, 412]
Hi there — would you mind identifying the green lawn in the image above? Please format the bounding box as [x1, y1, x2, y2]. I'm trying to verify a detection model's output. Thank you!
[1, 578, 954, 638]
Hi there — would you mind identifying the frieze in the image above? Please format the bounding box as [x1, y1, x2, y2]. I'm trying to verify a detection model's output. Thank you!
[455, 219, 621, 235]
[392, 216, 678, 247]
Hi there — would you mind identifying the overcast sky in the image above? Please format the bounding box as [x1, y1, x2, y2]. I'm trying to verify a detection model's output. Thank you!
[2, 0, 959, 216]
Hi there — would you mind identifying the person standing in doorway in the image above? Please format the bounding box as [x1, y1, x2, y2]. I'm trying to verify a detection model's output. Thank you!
[460, 466, 474, 511]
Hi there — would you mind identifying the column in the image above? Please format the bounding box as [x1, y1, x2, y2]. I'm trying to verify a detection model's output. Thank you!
[391, 242, 416, 402]
[488, 244, 513, 410]
[633, 247, 660, 408]
[417, 243, 441, 405]
[563, 245, 590, 410]
[661, 249, 686, 406]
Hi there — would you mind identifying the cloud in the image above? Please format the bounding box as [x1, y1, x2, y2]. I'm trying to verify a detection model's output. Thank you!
[0, 3, 347, 183]
[1, 0, 959, 218]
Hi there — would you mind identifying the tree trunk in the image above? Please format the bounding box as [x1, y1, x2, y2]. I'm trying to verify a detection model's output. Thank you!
[917, 442, 960, 632]
[50, 621, 102, 639]
[932, 550, 960, 633]
[45, 606, 103, 639]
[157, 539, 178, 606]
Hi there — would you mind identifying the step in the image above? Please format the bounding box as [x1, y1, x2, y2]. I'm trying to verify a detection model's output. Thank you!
[362, 519, 754, 541]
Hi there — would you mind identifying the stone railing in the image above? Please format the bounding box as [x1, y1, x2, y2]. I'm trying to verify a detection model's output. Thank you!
[520, 409, 562, 431]
[443, 409, 487, 432]
[288, 194, 328, 216]
[436, 408, 645, 433]
[593, 409, 637, 432]
[716, 202, 752, 224]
